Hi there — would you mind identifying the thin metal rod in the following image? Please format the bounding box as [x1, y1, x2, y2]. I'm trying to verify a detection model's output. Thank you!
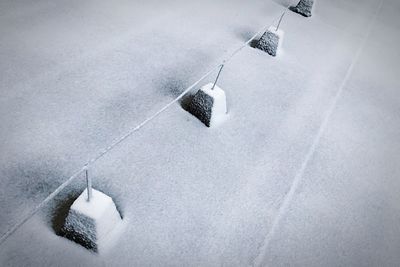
[85, 167, 92, 201]
[276, 11, 286, 31]
[212, 64, 224, 90]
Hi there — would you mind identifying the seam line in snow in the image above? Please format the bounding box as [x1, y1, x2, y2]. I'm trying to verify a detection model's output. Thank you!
[252, 0, 385, 266]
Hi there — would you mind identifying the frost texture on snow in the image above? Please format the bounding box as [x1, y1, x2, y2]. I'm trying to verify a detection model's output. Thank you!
[62, 188, 122, 252]
[257, 26, 284, 57]
[290, 0, 315, 17]
[187, 83, 227, 127]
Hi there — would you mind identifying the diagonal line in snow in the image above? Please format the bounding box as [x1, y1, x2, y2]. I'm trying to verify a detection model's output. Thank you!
[0, 66, 218, 247]
[0, 3, 293, 246]
[252, 0, 385, 266]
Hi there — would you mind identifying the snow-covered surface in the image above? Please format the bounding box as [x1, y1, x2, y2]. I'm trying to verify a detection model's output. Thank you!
[187, 83, 227, 127]
[1, 0, 400, 266]
[69, 188, 119, 221]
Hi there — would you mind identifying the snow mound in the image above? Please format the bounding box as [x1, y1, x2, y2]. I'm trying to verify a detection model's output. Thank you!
[187, 83, 227, 127]
[62, 188, 122, 252]
[289, 0, 315, 17]
[257, 26, 284, 57]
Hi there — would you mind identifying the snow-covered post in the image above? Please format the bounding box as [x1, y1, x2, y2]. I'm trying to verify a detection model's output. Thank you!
[289, 0, 315, 17]
[256, 12, 285, 57]
[62, 168, 123, 252]
[84, 166, 92, 202]
[187, 64, 228, 127]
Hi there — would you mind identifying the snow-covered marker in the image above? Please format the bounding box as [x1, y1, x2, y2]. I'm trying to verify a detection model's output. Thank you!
[289, 0, 315, 17]
[256, 12, 285, 57]
[187, 65, 227, 127]
[62, 188, 122, 252]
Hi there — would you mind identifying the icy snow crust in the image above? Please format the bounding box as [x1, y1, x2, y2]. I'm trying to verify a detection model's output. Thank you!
[1, 0, 400, 266]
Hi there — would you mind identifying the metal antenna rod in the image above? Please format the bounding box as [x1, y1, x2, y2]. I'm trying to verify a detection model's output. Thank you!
[84, 167, 92, 201]
[276, 11, 286, 31]
[212, 64, 224, 90]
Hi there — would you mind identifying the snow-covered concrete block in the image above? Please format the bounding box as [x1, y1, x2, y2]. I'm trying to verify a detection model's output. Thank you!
[187, 83, 227, 127]
[290, 0, 315, 17]
[256, 26, 284, 57]
[62, 188, 122, 252]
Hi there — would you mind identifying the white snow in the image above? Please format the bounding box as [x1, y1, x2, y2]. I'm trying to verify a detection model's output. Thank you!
[0, 0, 400, 266]
[69, 188, 120, 224]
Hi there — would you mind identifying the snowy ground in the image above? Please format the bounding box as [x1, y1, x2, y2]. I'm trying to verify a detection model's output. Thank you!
[1, 0, 400, 266]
